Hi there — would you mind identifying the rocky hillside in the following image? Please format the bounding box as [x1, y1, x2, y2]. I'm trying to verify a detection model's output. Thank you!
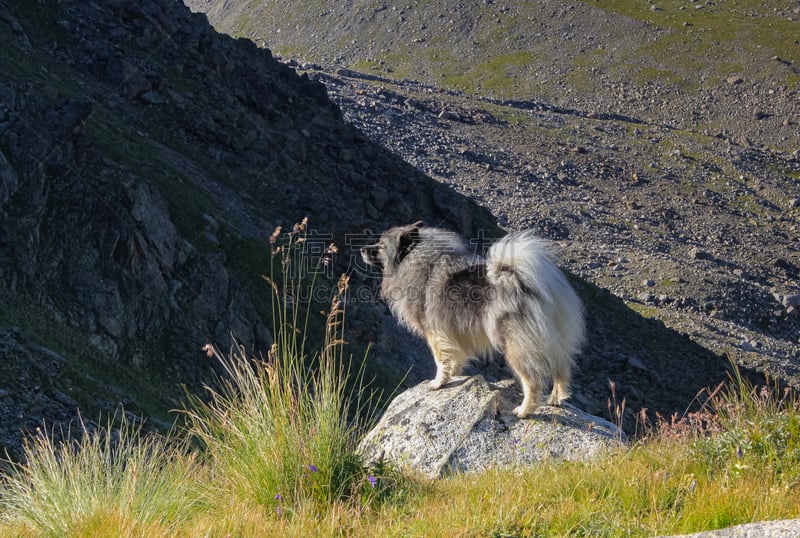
[0, 0, 796, 462]
[187, 0, 800, 152]
[188, 2, 800, 415]
[0, 0, 494, 461]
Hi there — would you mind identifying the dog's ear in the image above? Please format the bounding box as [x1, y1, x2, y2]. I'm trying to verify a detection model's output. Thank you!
[397, 224, 421, 262]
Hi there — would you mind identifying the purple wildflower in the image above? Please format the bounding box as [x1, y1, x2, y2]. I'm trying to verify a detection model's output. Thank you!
[275, 493, 282, 501]
[367, 475, 377, 488]
[308, 464, 318, 473]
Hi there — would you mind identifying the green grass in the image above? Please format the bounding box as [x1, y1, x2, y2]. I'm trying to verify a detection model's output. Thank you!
[3, 364, 798, 536]
[585, 0, 799, 87]
[444, 51, 537, 96]
[587, 0, 798, 60]
[2, 225, 799, 536]
[254, 0, 800, 104]
[0, 414, 205, 537]
[180, 221, 384, 518]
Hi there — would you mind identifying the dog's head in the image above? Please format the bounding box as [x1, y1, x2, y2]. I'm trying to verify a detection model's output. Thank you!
[361, 222, 423, 273]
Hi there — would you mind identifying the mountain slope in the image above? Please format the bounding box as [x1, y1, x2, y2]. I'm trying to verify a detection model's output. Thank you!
[0, 0, 494, 459]
[188, 0, 800, 151]
[0, 0, 795, 461]
[189, 1, 800, 411]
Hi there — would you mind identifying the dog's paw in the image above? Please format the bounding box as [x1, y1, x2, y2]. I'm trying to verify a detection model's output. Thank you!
[429, 377, 447, 390]
[513, 404, 532, 419]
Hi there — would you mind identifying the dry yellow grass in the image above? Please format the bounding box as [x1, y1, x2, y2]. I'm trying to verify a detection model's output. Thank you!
[3, 223, 799, 537]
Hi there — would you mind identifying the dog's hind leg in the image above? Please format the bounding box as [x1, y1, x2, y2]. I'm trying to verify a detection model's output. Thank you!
[513, 374, 542, 418]
[503, 344, 544, 418]
[425, 331, 468, 390]
[546, 360, 572, 406]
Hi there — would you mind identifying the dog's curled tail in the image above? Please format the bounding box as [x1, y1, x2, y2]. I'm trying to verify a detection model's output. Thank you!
[486, 231, 586, 355]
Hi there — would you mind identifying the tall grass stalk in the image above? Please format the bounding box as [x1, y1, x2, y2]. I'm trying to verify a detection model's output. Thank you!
[690, 366, 800, 485]
[0, 415, 203, 537]
[184, 220, 374, 516]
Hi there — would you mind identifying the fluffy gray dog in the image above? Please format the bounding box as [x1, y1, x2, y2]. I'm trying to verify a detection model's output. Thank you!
[361, 222, 585, 418]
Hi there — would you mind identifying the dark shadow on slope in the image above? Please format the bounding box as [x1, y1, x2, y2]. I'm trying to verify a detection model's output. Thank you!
[0, 0, 500, 461]
[568, 277, 767, 435]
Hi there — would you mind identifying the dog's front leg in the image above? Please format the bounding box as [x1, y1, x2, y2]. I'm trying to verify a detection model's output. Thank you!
[431, 360, 452, 390]
[425, 332, 467, 390]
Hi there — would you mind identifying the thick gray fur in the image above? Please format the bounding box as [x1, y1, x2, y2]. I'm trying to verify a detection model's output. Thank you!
[361, 223, 585, 418]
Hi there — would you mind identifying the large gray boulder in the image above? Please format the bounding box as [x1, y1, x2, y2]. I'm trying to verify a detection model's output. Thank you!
[359, 375, 623, 478]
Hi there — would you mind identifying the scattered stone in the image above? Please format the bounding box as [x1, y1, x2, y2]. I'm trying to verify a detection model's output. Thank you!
[438, 108, 460, 121]
[637, 292, 655, 303]
[625, 356, 649, 372]
[773, 293, 800, 309]
[689, 247, 715, 261]
[370, 186, 390, 209]
[139, 90, 168, 104]
[741, 340, 755, 352]
[59, 98, 93, 136]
